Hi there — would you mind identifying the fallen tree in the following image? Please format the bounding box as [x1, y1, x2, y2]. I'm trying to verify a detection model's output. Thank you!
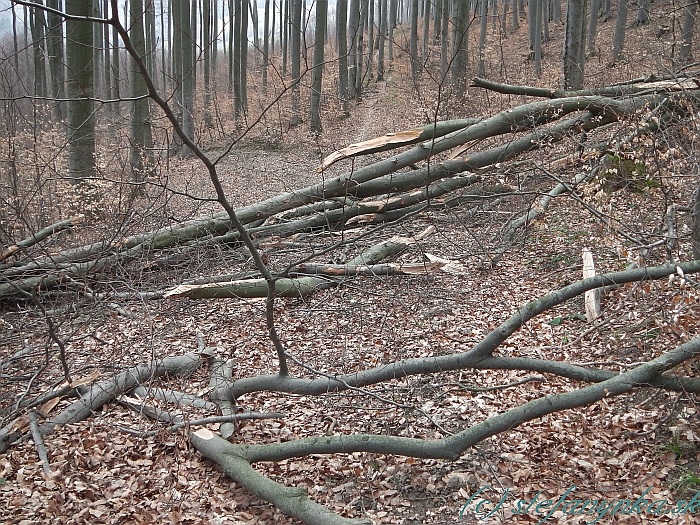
[1, 78, 697, 298]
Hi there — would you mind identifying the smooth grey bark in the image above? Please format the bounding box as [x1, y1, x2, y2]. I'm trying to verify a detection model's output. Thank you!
[533, 0, 542, 76]
[678, 2, 697, 65]
[179, 0, 194, 154]
[337, 0, 349, 115]
[388, 0, 396, 62]
[410, 0, 419, 76]
[282, 0, 288, 75]
[203, 0, 213, 124]
[233, 0, 242, 117]
[250, 0, 260, 64]
[440, 0, 449, 79]
[635, 0, 650, 25]
[452, 0, 469, 95]
[46, 0, 65, 120]
[377, 0, 387, 80]
[563, 0, 587, 90]
[129, 0, 154, 182]
[587, 0, 601, 53]
[422, 0, 430, 60]
[262, 0, 270, 93]
[348, 0, 360, 98]
[612, 0, 629, 61]
[309, 0, 327, 133]
[240, 1, 249, 113]
[65, 0, 96, 181]
[478, 0, 489, 77]
[30, 2, 47, 99]
[355, 0, 367, 97]
[289, 0, 302, 127]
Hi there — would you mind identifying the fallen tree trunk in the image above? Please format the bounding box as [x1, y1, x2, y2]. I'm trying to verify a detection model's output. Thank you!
[164, 227, 437, 299]
[1, 87, 695, 298]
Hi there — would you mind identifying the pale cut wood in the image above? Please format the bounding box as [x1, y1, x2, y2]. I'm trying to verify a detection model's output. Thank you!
[583, 248, 601, 322]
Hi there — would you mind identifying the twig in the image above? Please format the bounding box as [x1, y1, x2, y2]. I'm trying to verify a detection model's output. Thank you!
[27, 409, 52, 475]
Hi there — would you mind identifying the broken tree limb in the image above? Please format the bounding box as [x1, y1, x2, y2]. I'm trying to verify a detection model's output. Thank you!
[318, 118, 481, 172]
[471, 76, 700, 99]
[164, 227, 436, 299]
[291, 261, 445, 276]
[0, 350, 209, 454]
[208, 358, 237, 438]
[191, 428, 370, 525]
[0, 89, 693, 298]
[0, 215, 84, 264]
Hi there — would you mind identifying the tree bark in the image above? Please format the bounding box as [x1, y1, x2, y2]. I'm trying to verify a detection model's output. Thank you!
[66, 0, 97, 182]
[309, 0, 327, 133]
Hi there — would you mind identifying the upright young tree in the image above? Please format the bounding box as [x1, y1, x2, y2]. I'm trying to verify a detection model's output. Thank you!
[377, 0, 387, 81]
[422, 0, 431, 61]
[337, 0, 350, 115]
[388, 0, 396, 62]
[612, 0, 629, 61]
[677, 1, 697, 65]
[309, 0, 327, 134]
[635, 0, 650, 26]
[129, 0, 154, 182]
[410, 0, 419, 77]
[203, 0, 213, 125]
[65, 0, 96, 181]
[263, 0, 270, 93]
[587, 0, 602, 53]
[30, 2, 47, 99]
[348, 0, 361, 99]
[440, 0, 450, 79]
[477, 0, 489, 77]
[180, 0, 194, 153]
[563, 0, 587, 89]
[289, 0, 302, 127]
[46, 0, 65, 120]
[452, 0, 469, 95]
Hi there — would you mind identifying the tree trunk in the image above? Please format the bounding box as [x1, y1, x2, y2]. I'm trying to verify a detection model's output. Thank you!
[65, 0, 96, 182]
[677, 2, 697, 66]
[452, 0, 469, 96]
[440, 0, 450, 79]
[30, 3, 47, 99]
[348, 0, 360, 99]
[533, 0, 542, 76]
[337, 0, 350, 115]
[388, 0, 396, 62]
[180, 0, 194, 155]
[410, 0, 419, 77]
[422, 0, 431, 61]
[289, 0, 302, 127]
[263, 0, 270, 93]
[309, 0, 327, 134]
[635, 0, 650, 25]
[478, 0, 489, 77]
[377, 0, 387, 81]
[129, 0, 154, 184]
[612, 0, 629, 62]
[563, 0, 587, 90]
[46, 0, 65, 121]
[587, 0, 601, 53]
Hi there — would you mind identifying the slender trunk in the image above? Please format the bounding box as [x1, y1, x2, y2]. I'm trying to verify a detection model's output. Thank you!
[377, 0, 387, 81]
[452, 0, 469, 96]
[440, 0, 449, 79]
[612, 0, 629, 62]
[337, 0, 349, 115]
[388, 0, 396, 62]
[204, 0, 212, 125]
[422, 0, 430, 60]
[309, 0, 327, 133]
[65, 0, 96, 182]
[46, 0, 65, 120]
[181, 0, 195, 155]
[263, 0, 270, 93]
[533, 0, 542, 76]
[587, 0, 601, 53]
[678, 2, 697, 65]
[478, 0, 488, 77]
[410, 0, 419, 77]
[348, 0, 360, 98]
[290, 0, 302, 127]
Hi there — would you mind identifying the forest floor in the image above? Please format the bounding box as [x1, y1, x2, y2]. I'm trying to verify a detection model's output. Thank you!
[2, 5, 700, 525]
